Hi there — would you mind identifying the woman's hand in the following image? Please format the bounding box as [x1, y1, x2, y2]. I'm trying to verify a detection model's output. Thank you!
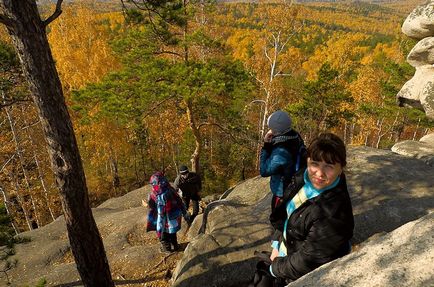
[270, 248, 279, 261]
[264, 130, 273, 143]
[141, 199, 148, 207]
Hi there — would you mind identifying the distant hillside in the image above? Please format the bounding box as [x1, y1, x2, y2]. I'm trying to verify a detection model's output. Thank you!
[36, 0, 425, 16]
[37, 0, 123, 12]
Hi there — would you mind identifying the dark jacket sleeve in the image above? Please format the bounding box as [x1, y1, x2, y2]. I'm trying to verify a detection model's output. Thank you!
[271, 185, 354, 280]
[259, 145, 292, 177]
[271, 215, 352, 280]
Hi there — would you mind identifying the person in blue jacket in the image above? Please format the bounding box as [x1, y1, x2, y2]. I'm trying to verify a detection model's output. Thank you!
[260, 110, 305, 215]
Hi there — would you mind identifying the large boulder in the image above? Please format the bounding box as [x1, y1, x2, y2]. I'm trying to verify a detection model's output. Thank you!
[171, 146, 434, 287]
[392, 133, 434, 166]
[396, 65, 434, 118]
[402, 1, 434, 40]
[407, 37, 434, 67]
[398, 1, 434, 119]
[172, 176, 272, 287]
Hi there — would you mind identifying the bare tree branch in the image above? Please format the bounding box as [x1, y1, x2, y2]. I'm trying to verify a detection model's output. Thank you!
[0, 153, 16, 174]
[21, 120, 40, 130]
[0, 12, 14, 27]
[43, 0, 63, 28]
[154, 49, 183, 58]
[0, 98, 31, 108]
[197, 122, 239, 143]
[0, 89, 31, 109]
[142, 94, 178, 118]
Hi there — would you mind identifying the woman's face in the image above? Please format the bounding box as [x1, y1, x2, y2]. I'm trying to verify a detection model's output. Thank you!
[307, 157, 343, 190]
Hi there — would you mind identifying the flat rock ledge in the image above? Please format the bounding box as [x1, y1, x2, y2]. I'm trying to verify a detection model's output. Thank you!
[392, 133, 434, 166]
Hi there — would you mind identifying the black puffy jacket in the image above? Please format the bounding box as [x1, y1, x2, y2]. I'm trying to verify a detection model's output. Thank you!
[173, 172, 202, 200]
[270, 173, 354, 282]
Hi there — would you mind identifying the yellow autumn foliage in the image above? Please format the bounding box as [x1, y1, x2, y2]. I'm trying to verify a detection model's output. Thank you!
[302, 32, 371, 80]
[47, 2, 122, 92]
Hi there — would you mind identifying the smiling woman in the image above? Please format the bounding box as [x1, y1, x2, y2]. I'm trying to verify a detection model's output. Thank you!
[307, 133, 347, 190]
[249, 132, 354, 287]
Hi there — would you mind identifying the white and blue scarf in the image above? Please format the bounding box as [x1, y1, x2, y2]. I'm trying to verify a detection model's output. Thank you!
[272, 169, 341, 256]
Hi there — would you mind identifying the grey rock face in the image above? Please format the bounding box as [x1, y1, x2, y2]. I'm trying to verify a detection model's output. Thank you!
[420, 132, 434, 142]
[172, 147, 434, 287]
[397, 65, 434, 117]
[402, 1, 434, 40]
[392, 132, 434, 166]
[398, 1, 434, 119]
[407, 37, 434, 67]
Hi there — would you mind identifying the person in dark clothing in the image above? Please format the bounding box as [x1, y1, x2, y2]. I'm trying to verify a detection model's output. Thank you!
[250, 133, 354, 287]
[260, 110, 306, 217]
[173, 165, 202, 224]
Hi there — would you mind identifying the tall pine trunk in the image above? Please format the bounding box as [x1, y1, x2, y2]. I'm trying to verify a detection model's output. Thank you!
[0, 1, 114, 286]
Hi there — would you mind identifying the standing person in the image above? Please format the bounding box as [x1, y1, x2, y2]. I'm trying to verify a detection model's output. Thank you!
[146, 172, 188, 253]
[260, 110, 306, 216]
[249, 133, 354, 287]
[174, 165, 202, 224]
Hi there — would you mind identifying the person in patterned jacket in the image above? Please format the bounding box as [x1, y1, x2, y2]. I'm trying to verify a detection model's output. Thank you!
[146, 172, 189, 253]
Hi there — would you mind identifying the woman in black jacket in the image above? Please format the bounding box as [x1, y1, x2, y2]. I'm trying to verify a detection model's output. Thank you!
[250, 133, 354, 287]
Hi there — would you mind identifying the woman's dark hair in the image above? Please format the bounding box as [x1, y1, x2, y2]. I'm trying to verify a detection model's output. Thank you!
[307, 133, 347, 167]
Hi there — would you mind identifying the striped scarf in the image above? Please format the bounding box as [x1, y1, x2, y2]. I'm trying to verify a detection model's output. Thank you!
[276, 169, 340, 256]
[271, 133, 299, 145]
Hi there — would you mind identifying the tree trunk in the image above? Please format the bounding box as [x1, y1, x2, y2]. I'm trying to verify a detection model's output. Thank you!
[0, 185, 20, 235]
[109, 153, 120, 193]
[375, 117, 384, 149]
[0, 1, 114, 286]
[10, 170, 33, 231]
[412, 118, 420, 140]
[185, 98, 201, 173]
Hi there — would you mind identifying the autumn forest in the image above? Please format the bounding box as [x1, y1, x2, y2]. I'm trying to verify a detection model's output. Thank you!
[0, 0, 432, 235]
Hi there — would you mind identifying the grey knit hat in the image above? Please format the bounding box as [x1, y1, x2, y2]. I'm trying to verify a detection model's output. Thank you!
[267, 110, 292, 135]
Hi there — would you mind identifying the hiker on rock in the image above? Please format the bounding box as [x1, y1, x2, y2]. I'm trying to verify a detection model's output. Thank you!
[260, 110, 306, 216]
[250, 133, 354, 287]
[146, 172, 189, 253]
[174, 165, 202, 224]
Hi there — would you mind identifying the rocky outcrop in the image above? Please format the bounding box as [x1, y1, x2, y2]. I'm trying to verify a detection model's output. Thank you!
[397, 0, 434, 119]
[394, 1, 434, 168]
[402, 1, 434, 39]
[171, 146, 434, 287]
[392, 133, 434, 166]
[5, 147, 434, 287]
[4, 186, 188, 287]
